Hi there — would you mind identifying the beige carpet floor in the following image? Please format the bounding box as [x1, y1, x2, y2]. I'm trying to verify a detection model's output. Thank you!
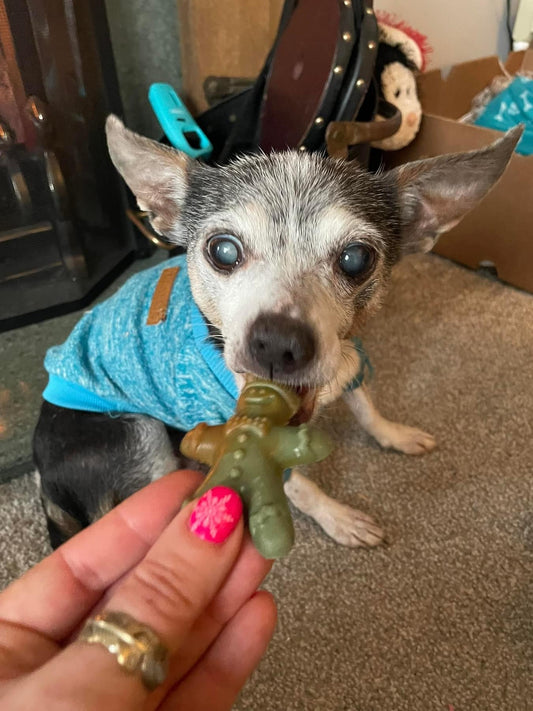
[1, 254, 532, 710]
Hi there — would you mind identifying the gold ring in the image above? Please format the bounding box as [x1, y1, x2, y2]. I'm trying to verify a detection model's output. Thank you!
[76, 611, 169, 690]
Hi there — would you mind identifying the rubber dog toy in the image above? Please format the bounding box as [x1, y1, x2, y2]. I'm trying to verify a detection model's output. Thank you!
[180, 378, 333, 559]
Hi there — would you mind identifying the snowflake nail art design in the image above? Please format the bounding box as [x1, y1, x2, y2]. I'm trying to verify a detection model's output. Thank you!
[189, 486, 242, 543]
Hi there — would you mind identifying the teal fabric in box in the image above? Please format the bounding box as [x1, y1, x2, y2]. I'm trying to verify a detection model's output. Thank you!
[474, 76, 533, 155]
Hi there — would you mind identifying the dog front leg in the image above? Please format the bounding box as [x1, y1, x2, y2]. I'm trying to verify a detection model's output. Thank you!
[284, 469, 383, 547]
[344, 385, 436, 455]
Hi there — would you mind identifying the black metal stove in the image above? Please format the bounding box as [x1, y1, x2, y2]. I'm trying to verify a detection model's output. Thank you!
[0, 0, 136, 332]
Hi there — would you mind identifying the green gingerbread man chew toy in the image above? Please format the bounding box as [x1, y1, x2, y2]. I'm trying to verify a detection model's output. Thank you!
[180, 378, 334, 559]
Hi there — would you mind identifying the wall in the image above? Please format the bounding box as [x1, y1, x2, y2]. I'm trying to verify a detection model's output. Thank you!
[375, 0, 520, 71]
[104, 0, 182, 138]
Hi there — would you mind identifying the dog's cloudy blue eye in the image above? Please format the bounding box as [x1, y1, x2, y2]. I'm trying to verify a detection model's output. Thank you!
[339, 243, 374, 278]
[206, 234, 243, 271]
[213, 240, 238, 265]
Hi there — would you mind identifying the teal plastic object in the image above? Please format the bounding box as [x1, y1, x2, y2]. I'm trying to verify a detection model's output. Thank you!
[148, 83, 212, 160]
[474, 77, 533, 156]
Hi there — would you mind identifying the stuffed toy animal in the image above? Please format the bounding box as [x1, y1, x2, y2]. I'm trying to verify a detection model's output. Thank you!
[372, 13, 432, 151]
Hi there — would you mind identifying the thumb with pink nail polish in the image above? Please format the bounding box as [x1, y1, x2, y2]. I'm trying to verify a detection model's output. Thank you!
[189, 487, 243, 543]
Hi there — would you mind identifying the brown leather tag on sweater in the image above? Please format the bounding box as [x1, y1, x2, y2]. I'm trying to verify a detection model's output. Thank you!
[146, 266, 180, 325]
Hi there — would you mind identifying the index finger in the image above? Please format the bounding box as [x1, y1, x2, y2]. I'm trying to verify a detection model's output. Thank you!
[0, 469, 202, 641]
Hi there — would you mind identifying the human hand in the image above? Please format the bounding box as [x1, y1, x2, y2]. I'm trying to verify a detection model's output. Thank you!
[0, 470, 276, 710]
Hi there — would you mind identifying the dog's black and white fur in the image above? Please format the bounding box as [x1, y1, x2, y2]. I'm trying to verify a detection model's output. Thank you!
[33, 117, 521, 549]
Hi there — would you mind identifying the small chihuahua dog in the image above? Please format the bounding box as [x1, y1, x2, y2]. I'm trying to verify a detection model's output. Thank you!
[33, 116, 520, 550]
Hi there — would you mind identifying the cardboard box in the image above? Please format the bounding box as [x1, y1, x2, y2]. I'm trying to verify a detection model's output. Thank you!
[388, 50, 533, 294]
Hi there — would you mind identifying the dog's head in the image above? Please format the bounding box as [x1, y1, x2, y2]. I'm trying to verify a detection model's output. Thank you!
[107, 116, 520, 414]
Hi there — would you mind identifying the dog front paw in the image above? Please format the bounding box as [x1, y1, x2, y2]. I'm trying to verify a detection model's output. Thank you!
[376, 422, 437, 456]
[316, 501, 384, 548]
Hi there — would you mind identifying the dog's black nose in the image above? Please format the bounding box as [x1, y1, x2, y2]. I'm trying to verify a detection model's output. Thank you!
[248, 313, 316, 378]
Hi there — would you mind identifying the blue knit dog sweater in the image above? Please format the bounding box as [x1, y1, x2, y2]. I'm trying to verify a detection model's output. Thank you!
[43, 255, 370, 430]
[44, 255, 238, 430]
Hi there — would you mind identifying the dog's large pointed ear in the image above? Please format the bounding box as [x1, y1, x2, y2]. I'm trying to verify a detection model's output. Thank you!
[388, 126, 523, 255]
[105, 114, 193, 238]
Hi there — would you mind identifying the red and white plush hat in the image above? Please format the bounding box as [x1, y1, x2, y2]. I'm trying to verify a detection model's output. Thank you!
[376, 11, 432, 72]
